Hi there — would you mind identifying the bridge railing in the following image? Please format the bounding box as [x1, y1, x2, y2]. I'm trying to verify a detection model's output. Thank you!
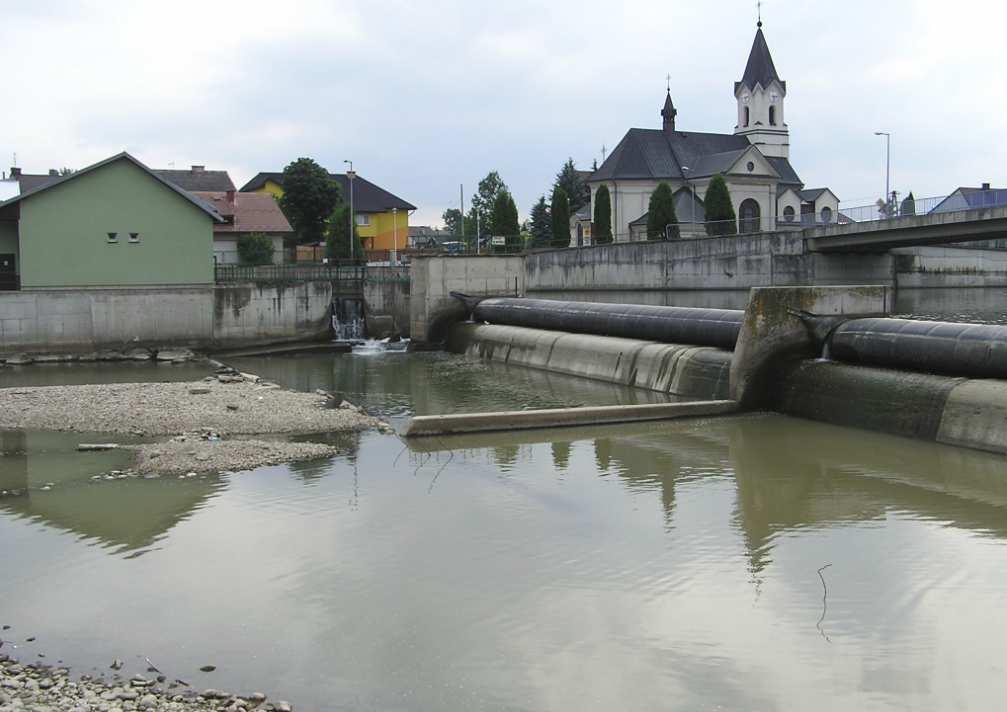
[838, 189, 1007, 226]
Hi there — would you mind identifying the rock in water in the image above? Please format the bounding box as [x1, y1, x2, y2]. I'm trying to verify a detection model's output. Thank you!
[199, 665, 216, 672]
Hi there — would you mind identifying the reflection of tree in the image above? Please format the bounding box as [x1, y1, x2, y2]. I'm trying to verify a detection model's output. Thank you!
[493, 445, 520, 471]
[551, 442, 571, 471]
[0, 431, 28, 493]
[727, 416, 1007, 580]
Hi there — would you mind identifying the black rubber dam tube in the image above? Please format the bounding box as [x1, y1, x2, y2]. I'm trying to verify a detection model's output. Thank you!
[470, 298, 744, 349]
[828, 318, 1007, 379]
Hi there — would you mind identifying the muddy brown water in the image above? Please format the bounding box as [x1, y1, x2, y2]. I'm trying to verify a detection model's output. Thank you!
[2, 350, 1007, 710]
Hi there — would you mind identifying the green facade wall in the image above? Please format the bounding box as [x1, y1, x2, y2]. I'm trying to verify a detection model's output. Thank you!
[19, 160, 214, 287]
[0, 221, 18, 272]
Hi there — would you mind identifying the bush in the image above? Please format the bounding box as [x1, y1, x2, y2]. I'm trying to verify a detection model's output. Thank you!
[237, 232, 274, 265]
[550, 187, 571, 248]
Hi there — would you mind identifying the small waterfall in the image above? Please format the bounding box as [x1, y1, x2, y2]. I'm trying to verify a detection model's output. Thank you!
[332, 298, 364, 341]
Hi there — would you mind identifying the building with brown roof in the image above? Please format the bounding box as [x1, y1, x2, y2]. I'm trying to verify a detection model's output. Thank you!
[193, 190, 293, 265]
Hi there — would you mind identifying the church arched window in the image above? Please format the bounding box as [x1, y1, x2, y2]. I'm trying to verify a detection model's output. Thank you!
[744, 107, 750, 127]
[769, 106, 776, 126]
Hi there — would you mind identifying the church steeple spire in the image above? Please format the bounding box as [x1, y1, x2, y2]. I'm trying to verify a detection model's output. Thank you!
[661, 75, 677, 132]
[733, 20, 789, 158]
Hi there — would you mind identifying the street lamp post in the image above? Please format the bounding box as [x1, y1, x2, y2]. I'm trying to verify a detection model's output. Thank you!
[874, 132, 891, 217]
[681, 165, 695, 233]
[344, 160, 356, 262]
[391, 207, 398, 266]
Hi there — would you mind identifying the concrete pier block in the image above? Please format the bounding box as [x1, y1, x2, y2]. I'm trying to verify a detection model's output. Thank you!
[730, 285, 892, 407]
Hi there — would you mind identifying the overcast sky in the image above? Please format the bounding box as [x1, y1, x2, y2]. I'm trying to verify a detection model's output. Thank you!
[3, 0, 1005, 225]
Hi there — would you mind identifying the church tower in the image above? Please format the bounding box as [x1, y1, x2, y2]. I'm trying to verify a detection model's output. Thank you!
[734, 21, 789, 158]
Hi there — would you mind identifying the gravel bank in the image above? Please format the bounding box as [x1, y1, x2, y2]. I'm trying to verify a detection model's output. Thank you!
[0, 652, 294, 711]
[129, 436, 341, 475]
[0, 380, 380, 436]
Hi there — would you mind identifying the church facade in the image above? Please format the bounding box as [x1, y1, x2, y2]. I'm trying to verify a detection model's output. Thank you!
[583, 22, 839, 243]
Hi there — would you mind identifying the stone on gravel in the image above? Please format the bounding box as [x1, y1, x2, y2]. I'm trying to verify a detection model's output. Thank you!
[156, 348, 196, 362]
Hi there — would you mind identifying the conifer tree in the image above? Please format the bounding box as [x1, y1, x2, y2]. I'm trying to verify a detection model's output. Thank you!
[646, 182, 678, 240]
[529, 196, 552, 247]
[704, 175, 737, 236]
[593, 185, 612, 244]
[550, 187, 571, 248]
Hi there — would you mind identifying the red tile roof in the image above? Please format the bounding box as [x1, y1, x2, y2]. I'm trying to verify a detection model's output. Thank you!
[193, 191, 292, 234]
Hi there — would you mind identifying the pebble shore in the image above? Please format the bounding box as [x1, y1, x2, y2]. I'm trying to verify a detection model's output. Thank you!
[0, 652, 293, 711]
[0, 378, 379, 436]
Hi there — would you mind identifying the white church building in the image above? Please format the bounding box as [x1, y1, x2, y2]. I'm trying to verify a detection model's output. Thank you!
[583, 21, 839, 243]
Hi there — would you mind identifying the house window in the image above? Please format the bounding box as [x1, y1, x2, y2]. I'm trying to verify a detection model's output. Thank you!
[355, 214, 371, 226]
[746, 161, 755, 173]
[129, 232, 141, 243]
[769, 106, 777, 126]
[783, 205, 795, 222]
[820, 206, 834, 223]
[107, 232, 118, 244]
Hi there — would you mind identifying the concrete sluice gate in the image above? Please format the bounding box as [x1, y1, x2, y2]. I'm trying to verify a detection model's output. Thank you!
[446, 294, 1007, 455]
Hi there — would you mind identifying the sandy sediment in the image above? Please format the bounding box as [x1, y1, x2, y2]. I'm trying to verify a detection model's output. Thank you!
[0, 379, 379, 436]
[128, 436, 342, 476]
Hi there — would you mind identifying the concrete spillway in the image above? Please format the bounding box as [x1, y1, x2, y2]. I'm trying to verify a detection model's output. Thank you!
[443, 290, 1007, 455]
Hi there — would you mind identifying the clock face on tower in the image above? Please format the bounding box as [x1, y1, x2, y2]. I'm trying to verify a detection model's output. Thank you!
[770, 92, 779, 102]
[742, 94, 750, 104]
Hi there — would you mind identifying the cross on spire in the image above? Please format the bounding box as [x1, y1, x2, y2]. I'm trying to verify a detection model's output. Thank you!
[757, 0, 762, 27]
[666, 73, 671, 93]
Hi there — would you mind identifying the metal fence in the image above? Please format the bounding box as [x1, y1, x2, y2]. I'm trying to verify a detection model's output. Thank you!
[214, 263, 365, 286]
[839, 189, 1007, 225]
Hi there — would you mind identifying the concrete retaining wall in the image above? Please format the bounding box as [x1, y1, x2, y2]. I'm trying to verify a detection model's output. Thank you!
[363, 266, 410, 337]
[0, 281, 334, 354]
[411, 255, 525, 343]
[447, 322, 732, 400]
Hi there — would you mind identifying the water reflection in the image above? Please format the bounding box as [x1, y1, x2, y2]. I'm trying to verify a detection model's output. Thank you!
[0, 430, 225, 555]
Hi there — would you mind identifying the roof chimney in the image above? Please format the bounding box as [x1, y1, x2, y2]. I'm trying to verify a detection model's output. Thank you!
[191, 165, 205, 173]
[10, 167, 21, 178]
[982, 182, 991, 191]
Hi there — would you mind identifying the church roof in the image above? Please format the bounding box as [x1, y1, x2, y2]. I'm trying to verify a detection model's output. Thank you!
[735, 26, 785, 94]
[590, 128, 802, 186]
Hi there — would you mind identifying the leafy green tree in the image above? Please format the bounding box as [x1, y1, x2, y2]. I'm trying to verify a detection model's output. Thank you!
[593, 185, 612, 244]
[529, 196, 551, 247]
[279, 158, 341, 244]
[550, 187, 571, 248]
[325, 204, 363, 261]
[647, 182, 678, 240]
[237, 232, 274, 265]
[554, 158, 589, 213]
[704, 175, 737, 236]
[442, 208, 462, 236]
[470, 171, 509, 233]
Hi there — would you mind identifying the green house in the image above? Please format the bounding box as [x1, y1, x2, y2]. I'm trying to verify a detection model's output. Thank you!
[0, 153, 223, 290]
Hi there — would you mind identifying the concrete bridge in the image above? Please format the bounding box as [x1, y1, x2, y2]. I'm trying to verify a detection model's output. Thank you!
[806, 206, 1007, 253]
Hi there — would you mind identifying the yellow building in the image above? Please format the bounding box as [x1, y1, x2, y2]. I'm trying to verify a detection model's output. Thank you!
[240, 171, 415, 254]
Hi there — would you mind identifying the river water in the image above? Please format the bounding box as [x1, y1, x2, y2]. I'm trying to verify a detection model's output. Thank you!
[3, 352, 1007, 710]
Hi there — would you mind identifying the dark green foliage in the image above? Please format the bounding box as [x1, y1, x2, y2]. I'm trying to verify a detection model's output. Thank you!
[325, 204, 363, 261]
[704, 175, 737, 236]
[279, 158, 341, 244]
[647, 182, 678, 240]
[901, 191, 916, 217]
[237, 232, 274, 265]
[593, 185, 612, 244]
[470, 171, 509, 234]
[442, 208, 463, 236]
[550, 187, 571, 248]
[529, 196, 552, 247]
[554, 158, 589, 213]
[490, 191, 520, 238]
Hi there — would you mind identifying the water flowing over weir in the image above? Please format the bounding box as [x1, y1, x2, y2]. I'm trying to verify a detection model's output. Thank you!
[435, 290, 1007, 455]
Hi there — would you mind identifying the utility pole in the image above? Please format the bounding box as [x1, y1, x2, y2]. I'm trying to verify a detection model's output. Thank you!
[476, 211, 480, 255]
[344, 160, 356, 261]
[459, 184, 465, 247]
